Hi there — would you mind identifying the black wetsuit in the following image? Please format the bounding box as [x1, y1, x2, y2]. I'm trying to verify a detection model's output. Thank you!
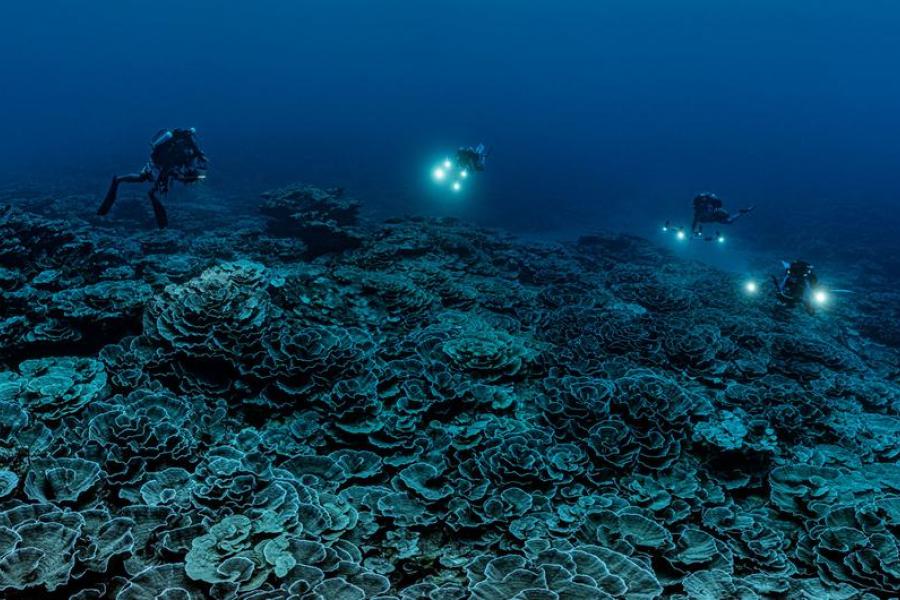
[98, 128, 207, 228]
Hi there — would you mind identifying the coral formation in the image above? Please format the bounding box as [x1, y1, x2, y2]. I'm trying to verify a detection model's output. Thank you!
[260, 184, 363, 257]
[0, 187, 898, 598]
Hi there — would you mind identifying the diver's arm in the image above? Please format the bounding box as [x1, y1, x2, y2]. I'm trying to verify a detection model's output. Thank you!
[771, 274, 791, 303]
[192, 152, 209, 171]
[185, 132, 207, 162]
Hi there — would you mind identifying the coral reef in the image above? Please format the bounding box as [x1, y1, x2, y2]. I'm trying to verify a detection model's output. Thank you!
[260, 184, 364, 257]
[0, 186, 899, 598]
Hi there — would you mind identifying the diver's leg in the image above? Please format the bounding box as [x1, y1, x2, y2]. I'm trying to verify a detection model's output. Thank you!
[118, 173, 151, 184]
[149, 191, 168, 228]
[149, 189, 168, 228]
[724, 206, 755, 224]
[98, 172, 149, 215]
[97, 177, 120, 216]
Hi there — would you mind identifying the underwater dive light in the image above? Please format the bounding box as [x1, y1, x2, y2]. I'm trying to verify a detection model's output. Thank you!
[813, 289, 828, 305]
[443, 159, 452, 169]
[717, 235, 726, 244]
[433, 167, 446, 182]
[452, 181, 462, 192]
[676, 230, 686, 241]
[460, 169, 469, 178]
[745, 281, 758, 294]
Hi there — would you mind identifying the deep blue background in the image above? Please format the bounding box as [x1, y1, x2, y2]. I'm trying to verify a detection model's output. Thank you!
[1, 1, 898, 257]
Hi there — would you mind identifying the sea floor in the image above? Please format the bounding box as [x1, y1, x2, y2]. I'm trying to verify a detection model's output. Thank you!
[1, 183, 899, 599]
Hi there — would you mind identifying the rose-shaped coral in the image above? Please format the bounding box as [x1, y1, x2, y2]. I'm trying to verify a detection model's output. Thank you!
[612, 368, 704, 431]
[659, 320, 725, 374]
[413, 314, 536, 382]
[614, 281, 693, 313]
[457, 427, 567, 494]
[584, 418, 641, 475]
[1, 356, 107, 421]
[256, 323, 373, 402]
[467, 540, 663, 600]
[539, 372, 615, 441]
[144, 260, 272, 367]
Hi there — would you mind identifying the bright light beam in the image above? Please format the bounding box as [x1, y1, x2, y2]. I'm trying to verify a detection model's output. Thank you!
[745, 281, 758, 294]
[813, 289, 828, 305]
[433, 168, 446, 181]
[452, 181, 462, 192]
[676, 230, 686, 241]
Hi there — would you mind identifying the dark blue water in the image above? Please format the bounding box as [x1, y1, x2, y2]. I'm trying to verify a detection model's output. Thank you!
[2, 1, 899, 245]
[4, 5, 900, 598]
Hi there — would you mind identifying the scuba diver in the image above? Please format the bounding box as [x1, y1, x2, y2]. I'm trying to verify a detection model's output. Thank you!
[432, 143, 489, 192]
[455, 143, 489, 173]
[691, 193, 754, 235]
[663, 192, 753, 242]
[97, 127, 208, 228]
[772, 260, 820, 314]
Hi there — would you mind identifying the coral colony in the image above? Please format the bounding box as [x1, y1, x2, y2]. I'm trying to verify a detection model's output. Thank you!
[0, 186, 899, 598]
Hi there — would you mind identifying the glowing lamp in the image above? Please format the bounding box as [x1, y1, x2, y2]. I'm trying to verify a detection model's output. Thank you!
[676, 231, 686, 241]
[745, 281, 757, 294]
[813, 290, 828, 305]
[433, 168, 446, 181]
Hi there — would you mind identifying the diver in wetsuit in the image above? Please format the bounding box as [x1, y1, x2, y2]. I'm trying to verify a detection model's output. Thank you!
[97, 128, 208, 228]
[691, 193, 753, 235]
[455, 143, 489, 173]
[772, 260, 819, 314]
